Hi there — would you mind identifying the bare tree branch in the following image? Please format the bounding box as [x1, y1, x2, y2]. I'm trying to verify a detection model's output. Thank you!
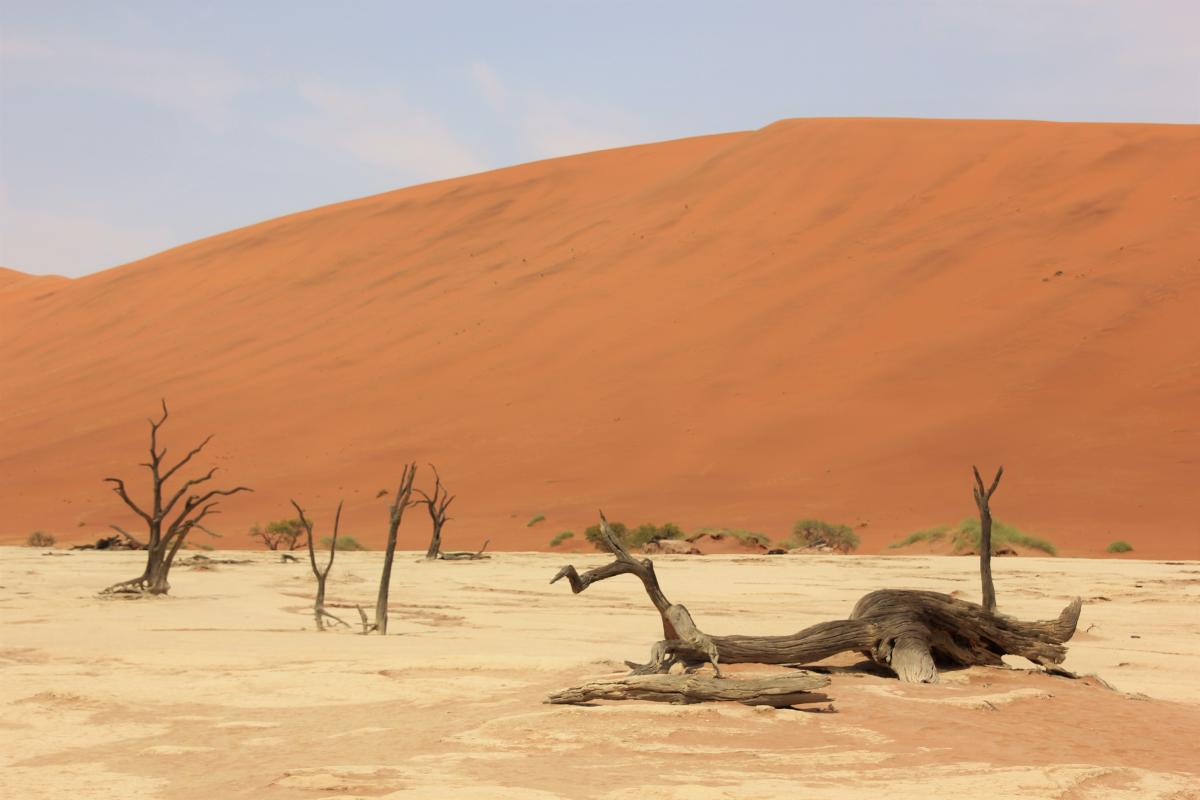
[161, 435, 214, 483]
[166, 485, 252, 536]
[161, 466, 218, 519]
[103, 477, 152, 524]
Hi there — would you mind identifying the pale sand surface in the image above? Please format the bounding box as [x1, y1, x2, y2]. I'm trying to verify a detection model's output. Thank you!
[2, 548, 1198, 798]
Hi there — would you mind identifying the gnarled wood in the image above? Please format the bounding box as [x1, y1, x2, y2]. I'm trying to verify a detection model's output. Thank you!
[440, 539, 491, 560]
[552, 512, 1082, 685]
[375, 462, 417, 635]
[416, 464, 455, 560]
[294, 499, 347, 631]
[973, 464, 1004, 613]
[548, 671, 831, 707]
[849, 589, 1081, 673]
[101, 400, 250, 595]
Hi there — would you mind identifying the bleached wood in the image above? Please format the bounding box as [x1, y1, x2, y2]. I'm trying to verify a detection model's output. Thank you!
[553, 512, 1082, 685]
[547, 671, 831, 707]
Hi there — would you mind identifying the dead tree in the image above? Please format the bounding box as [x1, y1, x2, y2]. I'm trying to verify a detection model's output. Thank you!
[375, 462, 418, 634]
[102, 400, 251, 595]
[973, 465, 1004, 614]
[552, 513, 1080, 685]
[293, 500, 349, 631]
[416, 464, 455, 560]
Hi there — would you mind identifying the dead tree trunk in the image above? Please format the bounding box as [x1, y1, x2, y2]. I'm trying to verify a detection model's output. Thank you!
[294, 499, 348, 631]
[102, 400, 251, 595]
[552, 513, 1081, 684]
[416, 464, 454, 560]
[375, 462, 417, 634]
[973, 465, 1004, 614]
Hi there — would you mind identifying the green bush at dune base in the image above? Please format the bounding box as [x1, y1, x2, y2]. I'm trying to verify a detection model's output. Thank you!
[26, 531, 56, 547]
[783, 519, 860, 553]
[584, 521, 684, 551]
[890, 519, 1057, 556]
[549, 531, 575, 547]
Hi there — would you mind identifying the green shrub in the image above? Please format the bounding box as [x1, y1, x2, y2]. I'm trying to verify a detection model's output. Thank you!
[584, 521, 683, 551]
[692, 527, 773, 548]
[322, 535, 367, 551]
[952, 518, 1057, 556]
[1106, 540, 1133, 553]
[549, 531, 575, 547]
[785, 519, 859, 553]
[888, 526, 949, 549]
[26, 531, 56, 547]
[527, 514, 546, 527]
[630, 523, 684, 548]
[250, 518, 305, 550]
[584, 521, 626, 550]
[889, 519, 1057, 556]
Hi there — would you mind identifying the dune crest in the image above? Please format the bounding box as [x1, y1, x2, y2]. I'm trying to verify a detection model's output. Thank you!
[2, 118, 1198, 557]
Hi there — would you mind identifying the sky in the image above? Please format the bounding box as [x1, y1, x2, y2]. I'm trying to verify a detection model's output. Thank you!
[2, 1, 1197, 277]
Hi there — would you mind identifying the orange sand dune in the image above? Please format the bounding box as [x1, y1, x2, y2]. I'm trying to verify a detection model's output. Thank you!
[2, 119, 1198, 558]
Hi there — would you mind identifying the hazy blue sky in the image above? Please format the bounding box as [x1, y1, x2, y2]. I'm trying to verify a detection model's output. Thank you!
[2, 1, 1197, 277]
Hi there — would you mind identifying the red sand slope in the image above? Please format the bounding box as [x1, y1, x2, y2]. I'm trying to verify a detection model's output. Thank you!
[2, 119, 1198, 558]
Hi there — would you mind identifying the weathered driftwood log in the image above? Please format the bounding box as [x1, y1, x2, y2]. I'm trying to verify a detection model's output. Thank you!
[72, 531, 144, 551]
[552, 513, 1081, 684]
[439, 539, 491, 561]
[548, 671, 831, 707]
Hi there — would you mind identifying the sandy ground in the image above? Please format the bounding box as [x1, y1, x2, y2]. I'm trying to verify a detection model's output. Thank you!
[2, 547, 1198, 799]
[3, 118, 1199, 557]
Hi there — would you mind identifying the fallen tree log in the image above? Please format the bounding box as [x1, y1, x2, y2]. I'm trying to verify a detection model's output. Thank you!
[71, 529, 145, 551]
[548, 671, 831, 707]
[439, 539, 491, 561]
[552, 513, 1081, 684]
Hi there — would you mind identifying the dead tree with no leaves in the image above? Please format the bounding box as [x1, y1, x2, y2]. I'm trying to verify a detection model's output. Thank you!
[551, 512, 1080, 692]
[374, 462, 418, 634]
[293, 499, 349, 631]
[102, 400, 251, 595]
[973, 464, 1004, 614]
[416, 465, 455, 560]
